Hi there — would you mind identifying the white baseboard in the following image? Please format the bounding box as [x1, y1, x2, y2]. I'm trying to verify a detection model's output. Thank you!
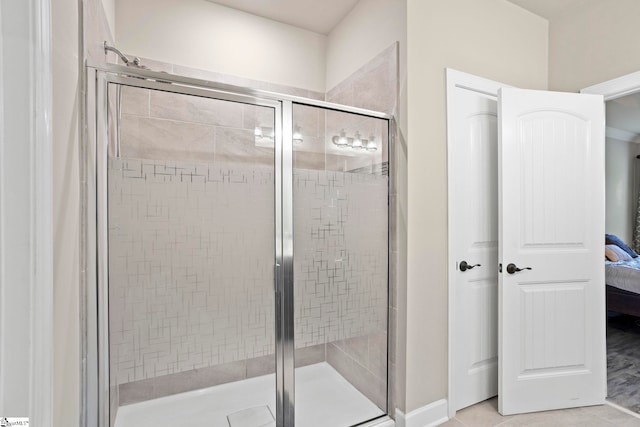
[396, 399, 449, 427]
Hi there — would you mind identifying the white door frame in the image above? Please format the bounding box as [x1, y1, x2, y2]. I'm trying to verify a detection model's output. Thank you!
[0, 0, 53, 424]
[446, 69, 511, 419]
[582, 70, 640, 404]
[582, 70, 640, 100]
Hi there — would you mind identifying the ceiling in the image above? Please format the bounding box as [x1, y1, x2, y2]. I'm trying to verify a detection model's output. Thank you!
[208, 0, 590, 36]
[205, 0, 640, 140]
[206, 0, 361, 34]
[507, 0, 592, 21]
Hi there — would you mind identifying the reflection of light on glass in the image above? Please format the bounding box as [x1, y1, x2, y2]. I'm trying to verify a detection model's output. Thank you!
[254, 126, 274, 146]
[293, 125, 303, 144]
[352, 132, 363, 149]
[331, 130, 378, 152]
[332, 129, 348, 147]
[366, 136, 378, 151]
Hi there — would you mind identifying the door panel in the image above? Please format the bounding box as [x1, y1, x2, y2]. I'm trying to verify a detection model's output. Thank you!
[519, 113, 588, 247]
[450, 82, 500, 411]
[106, 83, 278, 426]
[520, 282, 587, 372]
[498, 88, 606, 415]
[291, 104, 389, 427]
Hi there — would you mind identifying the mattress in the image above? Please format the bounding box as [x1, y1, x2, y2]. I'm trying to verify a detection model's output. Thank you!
[606, 257, 640, 295]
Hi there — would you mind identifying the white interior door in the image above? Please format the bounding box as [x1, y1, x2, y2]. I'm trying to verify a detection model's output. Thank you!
[448, 71, 504, 411]
[498, 88, 606, 415]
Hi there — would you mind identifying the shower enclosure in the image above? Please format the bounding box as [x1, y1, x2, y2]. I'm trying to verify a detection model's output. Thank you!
[85, 63, 393, 427]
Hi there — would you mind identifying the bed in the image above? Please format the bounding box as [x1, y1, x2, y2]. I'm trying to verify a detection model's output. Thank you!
[606, 257, 640, 318]
[605, 234, 640, 317]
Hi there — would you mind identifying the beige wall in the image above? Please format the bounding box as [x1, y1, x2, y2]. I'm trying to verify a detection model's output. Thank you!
[116, 0, 326, 92]
[549, 0, 640, 92]
[605, 137, 639, 245]
[52, 0, 80, 425]
[325, 0, 405, 92]
[405, 0, 547, 413]
[102, 0, 115, 40]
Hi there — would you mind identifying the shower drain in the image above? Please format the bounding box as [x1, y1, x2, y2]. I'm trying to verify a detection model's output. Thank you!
[227, 405, 275, 427]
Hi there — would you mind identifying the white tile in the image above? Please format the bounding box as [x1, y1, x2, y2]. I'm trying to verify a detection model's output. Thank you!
[227, 406, 274, 427]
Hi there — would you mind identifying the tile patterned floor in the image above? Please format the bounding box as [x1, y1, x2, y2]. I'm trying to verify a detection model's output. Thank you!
[441, 398, 640, 427]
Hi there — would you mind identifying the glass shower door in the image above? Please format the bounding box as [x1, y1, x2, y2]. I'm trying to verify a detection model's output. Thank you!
[291, 103, 390, 427]
[105, 81, 280, 427]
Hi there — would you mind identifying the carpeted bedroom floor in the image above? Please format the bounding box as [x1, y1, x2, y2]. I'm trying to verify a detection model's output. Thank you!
[607, 314, 640, 413]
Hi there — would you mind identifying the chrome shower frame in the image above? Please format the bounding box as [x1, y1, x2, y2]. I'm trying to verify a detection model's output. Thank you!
[83, 61, 395, 427]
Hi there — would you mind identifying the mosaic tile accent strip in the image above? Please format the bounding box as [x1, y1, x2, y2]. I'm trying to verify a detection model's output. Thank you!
[109, 158, 388, 388]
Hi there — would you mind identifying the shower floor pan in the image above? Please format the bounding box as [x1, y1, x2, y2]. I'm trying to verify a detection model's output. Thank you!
[114, 362, 384, 427]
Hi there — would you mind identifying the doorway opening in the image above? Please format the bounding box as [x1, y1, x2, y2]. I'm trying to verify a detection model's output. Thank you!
[447, 68, 608, 418]
[601, 92, 640, 414]
[582, 72, 640, 417]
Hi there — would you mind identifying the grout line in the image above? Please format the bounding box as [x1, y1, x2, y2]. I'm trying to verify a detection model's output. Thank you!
[605, 400, 640, 419]
[452, 416, 470, 427]
[494, 418, 513, 427]
[122, 113, 248, 132]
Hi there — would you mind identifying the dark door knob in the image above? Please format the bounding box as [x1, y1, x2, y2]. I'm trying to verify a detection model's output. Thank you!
[506, 263, 532, 274]
[460, 261, 481, 272]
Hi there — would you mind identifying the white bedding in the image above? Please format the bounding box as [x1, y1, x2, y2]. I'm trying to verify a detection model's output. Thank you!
[606, 257, 640, 294]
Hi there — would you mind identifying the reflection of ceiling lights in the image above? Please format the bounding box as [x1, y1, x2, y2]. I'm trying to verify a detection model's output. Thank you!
[331, 129, 378, 151]
[254, 126, 303, 145]
[293, 126, 303, 144]
[254, 126, 271, 138]
[254, 126, 274, 146]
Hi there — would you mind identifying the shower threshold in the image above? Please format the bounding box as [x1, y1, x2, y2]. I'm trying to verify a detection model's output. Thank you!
[113, 362, 384, 427]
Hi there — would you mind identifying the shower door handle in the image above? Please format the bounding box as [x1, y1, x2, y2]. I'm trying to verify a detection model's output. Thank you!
[274, 263, 281, 291]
